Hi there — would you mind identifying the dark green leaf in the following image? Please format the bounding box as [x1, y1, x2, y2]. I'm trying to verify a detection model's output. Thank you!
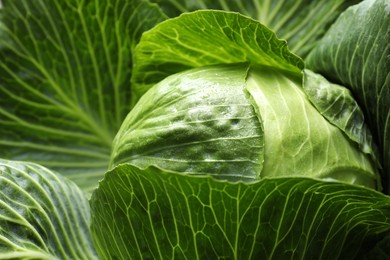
[90, 164, 390, 259]
[363, 231, 390, 260]
[306, 0, 390, 193]
[131, 10, 303, 105]
[149, 0, 360, 57]
[0, 0, 166, 192]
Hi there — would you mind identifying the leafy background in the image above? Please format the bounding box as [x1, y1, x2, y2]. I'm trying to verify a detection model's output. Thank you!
[0, 0, 389, 259]
[149, 0, 360, 58]
[0, 0, 367, 193]
[0, 0, 166, 192]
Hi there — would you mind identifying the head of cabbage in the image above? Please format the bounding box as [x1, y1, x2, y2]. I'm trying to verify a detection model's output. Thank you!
[110, 63, 381, 190]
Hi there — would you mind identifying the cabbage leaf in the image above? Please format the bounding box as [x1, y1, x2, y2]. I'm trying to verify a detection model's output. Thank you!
[148, 0, 360, 57]
[0, 159, 97, 259]
[0, 0, 389, 259]
[90, 164, 390, 259]
[306, 0, 390, 193]
[0, 0, 166, 192]
[131, 10, 303, 104]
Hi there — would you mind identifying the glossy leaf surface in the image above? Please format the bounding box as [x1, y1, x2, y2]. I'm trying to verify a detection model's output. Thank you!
[306, 0, 390, 193]
[91, 164, 390, 259]
[0, 0, 166, 192]
[0, 159, 97, 259]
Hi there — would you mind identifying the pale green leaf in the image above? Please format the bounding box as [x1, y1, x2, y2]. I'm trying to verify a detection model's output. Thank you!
[245, 66, 378, 189]
[111, 63, 264, 181]
[303, 70, 381, 171]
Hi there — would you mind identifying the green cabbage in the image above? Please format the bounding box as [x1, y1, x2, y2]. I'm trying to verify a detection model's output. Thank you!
[110, 63, 380, 189]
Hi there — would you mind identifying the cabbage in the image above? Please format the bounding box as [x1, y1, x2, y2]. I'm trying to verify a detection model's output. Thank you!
[111, 64, 380, 189]
[0, 0, 389, 259]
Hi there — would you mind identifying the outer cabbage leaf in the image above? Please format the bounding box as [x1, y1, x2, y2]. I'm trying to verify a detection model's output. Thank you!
[303, 70, 381, 176]
[306, 0, 390, 193]
[303, 70, 377, 157]
[149, 0, 360, 57]
[131, 10, 304, 105]
[246, 66, 378, 188]
[0, 159, 97, 259]
[111, 63, 265, 181]
[0, 0, 166, 192]
[90, 164, 390, 259]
